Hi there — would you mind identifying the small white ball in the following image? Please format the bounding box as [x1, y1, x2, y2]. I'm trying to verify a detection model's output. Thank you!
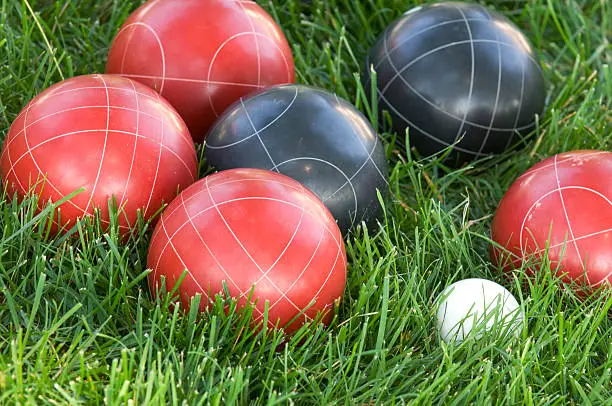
[435, 278, 524, 343]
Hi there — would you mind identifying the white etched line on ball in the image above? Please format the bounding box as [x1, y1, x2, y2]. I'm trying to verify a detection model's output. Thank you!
[240, 98, 278, 171]
[83, 75, 111, 214]
[154, 195, 345, 278]
[158, 216, 213, 305]
[453, 7, 475, 146]
[504, 51, 527, 151]
[10, 86, 166, 125]
[153, 192, 345, 287]
[241, 0, 292, 82]
[554, 155, 583, 266]
[119, 74, 264, 88]
[4, 84, 187, 154]
[239, 1, 291, 82]
[13, 101, 42, 196]
[477, 16, 503, 155]
[325, 138, 383, 205]
[151, 218, 174, 284]
[179, 192, 246, 307]
[374, 17, 493, 71]
[206, 31, 277, 117]
[238, 0, 261, 87]
[114, 22, 167, 93]
[208, 176, 306, 195]
[13, 85, 87, 213]
[382, 34, 536, 133]
[377, 90, 489, 156]
[273, 156, 359, 227]
[139, 0, 164, 16]
[546, 226, 612, 250]
[380, 39, 537, 101]
[515, 152, 609, 182]
[204, 177, 306, 314]
[142, 95, 164, 217]
[519, 187, 572, 254]
[242, 205, 307, 318]
[247, 205, 305, 289]
[118, 80, 141, 210]
[151, 88, 195, 182]
[155, 177, 343, 253]
[148, 215, 164, 249]
[152, 197, 268, 271]
[20, 94, 45, 188]
[333, 93, 389, 186]
[261, 219, 326, 317]
[146, 81, 200, 159]
[360, 140, 389, 188]
[120, 25, 138, 74]
[3, 117, 28, 195]
[9, 105, 168, 143]
[375, 15, 543, 74]
[7, 128, 195, 182]
[8, 82, 76, 127]
[518, 185, 612, 255]
[205, 87, 299, 150]
[592, 273, 612, 287]
[304, 230, 343, 318]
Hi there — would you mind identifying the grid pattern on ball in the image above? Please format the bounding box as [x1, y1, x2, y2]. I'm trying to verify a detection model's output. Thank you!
[376, 5, 536, 156]
[115, 0, 291, 118]
[237, 0, 261, 88]
[83, 75, 111, 214]
[151, 176, 345, 324]
[518, 155, 612, 284]
[515, 151, 608, 182]
[1, 75, 195, 224]
[205, 88, 389, 229]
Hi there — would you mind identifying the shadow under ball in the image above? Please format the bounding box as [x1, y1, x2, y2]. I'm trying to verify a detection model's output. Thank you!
[363, 2, 546, 164]
[204, 84, 389, 235]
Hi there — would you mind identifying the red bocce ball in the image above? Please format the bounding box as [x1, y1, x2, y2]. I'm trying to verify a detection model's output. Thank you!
[147, 168, 347, 333]
[105, 0, 295, 143]
[491, 150, 612, 289]
[0, 74, 198, 236]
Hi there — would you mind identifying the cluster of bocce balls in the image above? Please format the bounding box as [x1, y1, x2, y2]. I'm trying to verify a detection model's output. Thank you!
[1, 0, 609, 343]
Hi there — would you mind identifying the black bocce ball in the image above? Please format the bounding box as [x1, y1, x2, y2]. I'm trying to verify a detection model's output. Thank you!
[204, 84, 389, 235]
[363, 2, 546, 164]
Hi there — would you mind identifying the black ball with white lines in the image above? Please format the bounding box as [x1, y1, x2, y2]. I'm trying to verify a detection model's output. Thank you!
[204, 84, 389, 235]
[363, 2, 546, 164]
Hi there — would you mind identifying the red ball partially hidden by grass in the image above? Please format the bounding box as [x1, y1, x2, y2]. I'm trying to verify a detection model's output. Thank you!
[105, 0, 295, 143]
[0, 74, 198, 236]
[147, 168, 347, 334]
[491, 150, 612, 290]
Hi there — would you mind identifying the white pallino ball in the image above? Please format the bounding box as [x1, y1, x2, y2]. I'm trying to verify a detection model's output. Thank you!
[435, 278, 524, 343]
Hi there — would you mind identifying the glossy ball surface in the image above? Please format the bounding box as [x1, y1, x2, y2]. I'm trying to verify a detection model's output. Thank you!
[491, 150, 612, 288]
[435, 278, 523, 343]
[147, 168, 347, 334]
[106, 0, 295, 143]
[363, 2, 546, 164]
[204, 84, 389, 235]
[0, 74, 198, 235]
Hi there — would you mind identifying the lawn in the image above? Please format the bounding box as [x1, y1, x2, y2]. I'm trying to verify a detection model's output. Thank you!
[0, 0, 611, 404]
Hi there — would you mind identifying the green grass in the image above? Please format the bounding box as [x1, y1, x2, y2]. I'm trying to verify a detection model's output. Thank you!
[0, 0, 611, 404]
